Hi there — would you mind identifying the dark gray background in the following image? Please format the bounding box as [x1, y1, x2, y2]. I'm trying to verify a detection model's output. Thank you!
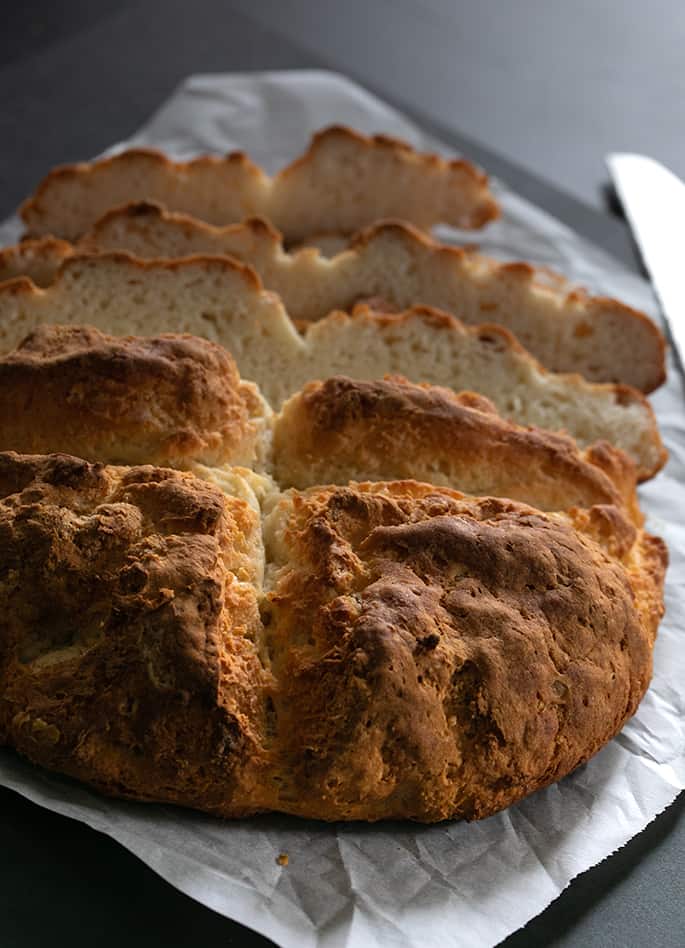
[2, 3, 683, 946]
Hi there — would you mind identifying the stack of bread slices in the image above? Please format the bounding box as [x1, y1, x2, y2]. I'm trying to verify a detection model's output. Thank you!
[0, 126, 668, 822]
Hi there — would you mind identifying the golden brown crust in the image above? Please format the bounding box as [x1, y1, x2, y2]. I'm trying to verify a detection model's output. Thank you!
[0, 452, 271, 814]
[271, 375, 642, 521]
[0, 325, 270, 468]
[0, 459, 667, 821]
[0, 238, 74, 287]
[21, 147, 265, 238]
[261, 482, 665, 820]
[84, 202, 284, 253]
[20, 126, 499, 241]
[302, 304, 667, 482]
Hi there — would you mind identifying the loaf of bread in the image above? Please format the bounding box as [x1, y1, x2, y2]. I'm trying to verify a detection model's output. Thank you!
[1, 123, 670, 825]
[1, 208, 666, 391]
[0, 254, 665, 478]
[19, 126, 499, 241]
[0, 448, 666, 821]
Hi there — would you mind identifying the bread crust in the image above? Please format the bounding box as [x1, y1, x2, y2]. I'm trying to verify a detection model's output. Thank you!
[262, 481, 666, 820]
[272, 375, 642, 521]
[0, 453, 272, 815]
[0, 457, 667, 821]
[0, 237, 73, 287]
[0, 325, 270, 468]
[20, 126, 499, 241]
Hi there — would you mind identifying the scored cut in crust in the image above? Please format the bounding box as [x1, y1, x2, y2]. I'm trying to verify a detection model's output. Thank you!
[19, 126, 500, 242]
[0, 451, 667, 822]
[0, 252, 666, 479]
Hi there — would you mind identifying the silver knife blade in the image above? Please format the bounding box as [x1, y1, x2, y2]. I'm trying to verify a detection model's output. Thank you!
[607, 152, 685, 371]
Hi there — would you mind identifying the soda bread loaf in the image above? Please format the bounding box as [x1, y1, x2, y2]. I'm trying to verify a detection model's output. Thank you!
[1, 208, 666, 392]
[0, 254, 665, 479]
[0, 448, 667, 821]
[19, 126, 499, 242]
[1, 125, 669, 824]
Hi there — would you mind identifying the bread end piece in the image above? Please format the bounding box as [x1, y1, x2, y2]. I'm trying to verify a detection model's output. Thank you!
[0, 325, 272, 469]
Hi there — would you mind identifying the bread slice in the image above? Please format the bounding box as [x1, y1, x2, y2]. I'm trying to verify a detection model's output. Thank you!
[79, 206, 665, 392]
[0, 253, 664, 478]
[19, 126, 499, 242]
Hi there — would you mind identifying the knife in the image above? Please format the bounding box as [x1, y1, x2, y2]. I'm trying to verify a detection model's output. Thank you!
[606, 153, 685, 373]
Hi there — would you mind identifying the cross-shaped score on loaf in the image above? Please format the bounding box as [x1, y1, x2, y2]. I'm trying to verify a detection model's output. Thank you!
[0, 323, 668, 821]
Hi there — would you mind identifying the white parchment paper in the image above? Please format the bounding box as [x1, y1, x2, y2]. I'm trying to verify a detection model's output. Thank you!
[1, 71, 683, 948]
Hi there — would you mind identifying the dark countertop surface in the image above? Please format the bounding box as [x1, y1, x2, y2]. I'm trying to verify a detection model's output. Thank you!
[2, 3, 683, 946]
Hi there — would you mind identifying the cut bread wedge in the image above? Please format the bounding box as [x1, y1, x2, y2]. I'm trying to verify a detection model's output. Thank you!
[3, 207, 663, 391]
[0, 253, 665, 479]
[0, 324, 272, 469]
[19, 126, 499, 242]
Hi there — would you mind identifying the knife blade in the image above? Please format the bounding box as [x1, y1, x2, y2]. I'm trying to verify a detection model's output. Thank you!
[607, 152, 685, 372]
